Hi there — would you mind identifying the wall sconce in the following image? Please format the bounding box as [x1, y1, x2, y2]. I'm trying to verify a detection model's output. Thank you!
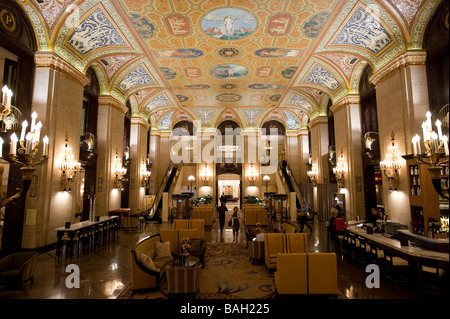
[140, 160, 151, 187]
[200, 163, 211, 186]
[0, 111, 49, 207]
[247, 163, 257, 186]
[332, 149, 346, 189]
[263, 175, 270, 192]
[307, 160, 318, 186]
[188, 175, 195, 191]
[407, 111, 449, 199]
[380, 132, 401, 191]
[113, 153, 127, 189]
[58, 139, 81, 192]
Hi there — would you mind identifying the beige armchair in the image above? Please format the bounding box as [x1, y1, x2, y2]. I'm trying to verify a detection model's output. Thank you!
[0, 252, 38, 289]
[286, 233, 308, 253]
[307, 252, 338, 295]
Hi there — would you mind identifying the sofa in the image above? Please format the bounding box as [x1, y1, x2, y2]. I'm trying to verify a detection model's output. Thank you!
[243, 207, 269, 226]
[0, 252, 38, 289]
[190, 205, 215, 226]
[130, 234, 174, 291]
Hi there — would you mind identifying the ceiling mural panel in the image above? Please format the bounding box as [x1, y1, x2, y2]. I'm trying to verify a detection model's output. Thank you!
[16, 0, 441, 129]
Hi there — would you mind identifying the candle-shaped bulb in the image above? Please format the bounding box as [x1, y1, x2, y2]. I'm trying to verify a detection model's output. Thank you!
[43, 135, 49, 156]
[20, 120, 28, 141]
[34, 121, 42, 142]
[25, 132, 32, 154]
[10, 133, 18, 155]
[0, 137, 3, 158]
[6, 89, 13, 108]
[435, 119, 443, 140]
[442, 135, 449, 156]
[2, 85, 8, 105]
[31, 111, 38, 132]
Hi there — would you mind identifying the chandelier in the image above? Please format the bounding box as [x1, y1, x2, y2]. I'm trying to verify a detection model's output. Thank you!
[332, 150, 346, 189]
[58, 139, 81, 192]
[380, 132, 401, 191]
[408, 111, 449, 199]
[140, 160, 151, 187]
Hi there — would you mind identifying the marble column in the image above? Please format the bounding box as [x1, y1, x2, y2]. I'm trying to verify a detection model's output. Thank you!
[331, 95, 365, 220]
[285, 130, 309, 184]
[20, 52, 89, 250]
[128, 117, 150, 215]
[95, 96, 127, 216]
[369, 51, 429, 227]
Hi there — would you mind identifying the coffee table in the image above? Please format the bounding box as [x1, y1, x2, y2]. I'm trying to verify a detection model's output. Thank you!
[173, 255, 200, 267]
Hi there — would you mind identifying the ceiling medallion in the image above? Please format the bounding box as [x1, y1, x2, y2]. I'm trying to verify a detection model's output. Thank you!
[222, 83, 237, 90]
[218, 47, 240, 58]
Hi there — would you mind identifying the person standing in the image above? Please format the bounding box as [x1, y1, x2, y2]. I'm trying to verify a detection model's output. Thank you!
[298, 201, 312, 233]
[231, 207, 241, 243]
[217, 201, 228, 234]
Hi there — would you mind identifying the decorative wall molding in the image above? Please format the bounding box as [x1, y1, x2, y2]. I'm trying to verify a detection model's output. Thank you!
[98, 95, 128, 114]
[330, 94, 361, 114]
[34, 52, 90, 87]
[308, 115, 328, 128]
[368, 50, 427, 87]
[130, 117, 150, 129]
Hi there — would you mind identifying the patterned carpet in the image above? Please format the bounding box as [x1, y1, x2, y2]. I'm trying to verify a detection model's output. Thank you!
[117, 242, 276, 299]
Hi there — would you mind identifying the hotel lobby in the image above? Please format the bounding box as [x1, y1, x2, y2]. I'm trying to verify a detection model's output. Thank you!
[0, 0, 448, 306]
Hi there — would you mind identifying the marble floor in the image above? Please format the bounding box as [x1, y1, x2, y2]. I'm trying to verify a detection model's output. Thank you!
[0, 215, 424, 300]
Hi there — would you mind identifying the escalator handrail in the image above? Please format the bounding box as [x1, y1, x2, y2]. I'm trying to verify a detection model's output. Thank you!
[279, 162, 308, 209]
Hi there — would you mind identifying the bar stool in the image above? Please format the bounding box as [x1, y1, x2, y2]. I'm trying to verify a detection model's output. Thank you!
[418, 258, 448, 296]
[383, 249, 411, 291]
[368, 242, 385, 267]
[355, 237, 371, 268]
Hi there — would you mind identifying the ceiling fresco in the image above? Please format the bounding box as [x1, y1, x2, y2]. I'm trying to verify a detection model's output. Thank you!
[18, 0, 441, 131]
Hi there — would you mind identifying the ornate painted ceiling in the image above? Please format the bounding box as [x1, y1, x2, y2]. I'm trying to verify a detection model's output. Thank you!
[17, 0, 441, 131]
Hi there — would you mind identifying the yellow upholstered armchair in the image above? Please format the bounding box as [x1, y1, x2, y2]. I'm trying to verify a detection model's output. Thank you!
[307, 252, 338, 295]
[172, 219, 189, 229]
[274, 253, 308, 295]
[189, 219, 205, 239]
[160, 229, 179, 256]
[130, 234, 174, 291]
[264, 233, 286, 270]
[0, 252, 38, 289]
[286, 233, 308, 253]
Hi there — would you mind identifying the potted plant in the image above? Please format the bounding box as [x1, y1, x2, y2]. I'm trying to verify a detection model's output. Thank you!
[244, 195, 263, 205]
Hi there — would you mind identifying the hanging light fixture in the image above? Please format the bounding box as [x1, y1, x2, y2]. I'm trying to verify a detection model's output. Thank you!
[0, 111, 49, 207]
[407, 111, 449, 199]
[140, 160, 151, 187]
[58, 138, 81, 192]
[113, 152, 127, 189]
[247, 163, 257, 186]
[200, 163, 211, 186]
[333, 149, 346, 189]
[307, 160, 318, 186]
[380, 132, 401, 191]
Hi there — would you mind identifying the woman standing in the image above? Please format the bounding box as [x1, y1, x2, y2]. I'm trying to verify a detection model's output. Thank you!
[231, 207, 240, 243]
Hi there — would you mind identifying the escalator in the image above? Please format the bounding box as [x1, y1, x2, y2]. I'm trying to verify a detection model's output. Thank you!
[145, 163, 182, 221]
[278, 161, 304, 210]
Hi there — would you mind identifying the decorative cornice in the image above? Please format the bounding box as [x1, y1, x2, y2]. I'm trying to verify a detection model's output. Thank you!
[308, 116, 328, 129]
[286, 129, 309, 137]
[131, 117, 150, 129]
[330, 94, 361, 114]
[34, 52, 90, 87]
[98, 95, 128, 114]
[369, 51, 427, 87]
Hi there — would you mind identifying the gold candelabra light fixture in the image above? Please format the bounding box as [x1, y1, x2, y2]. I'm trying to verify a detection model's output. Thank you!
[140, 160, 151, 187]
[247, 163, 257, 186]
[307, 160, 318, 186]
[0, 111, 49, 207]
[333, 150, 346, 189]
[263, 175, 270, 192]
[188, 175, 195, 191]
[408, 111, 449, 199]
[380, 132, 401, 191]
[58, 138, 81, 192]
[113, 153, 127, 189]
[200, 163, 211, 186]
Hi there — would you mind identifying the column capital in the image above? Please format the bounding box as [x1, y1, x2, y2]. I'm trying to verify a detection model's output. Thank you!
[308, 115, 328, 129]
[98, 95, 128, 114]
[34, 51, 90, 87]
[131, 117, 150, 129]
[369, 50, 427, 87]
[286, 129, 308, 137]
[331, 94, 361, 114]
